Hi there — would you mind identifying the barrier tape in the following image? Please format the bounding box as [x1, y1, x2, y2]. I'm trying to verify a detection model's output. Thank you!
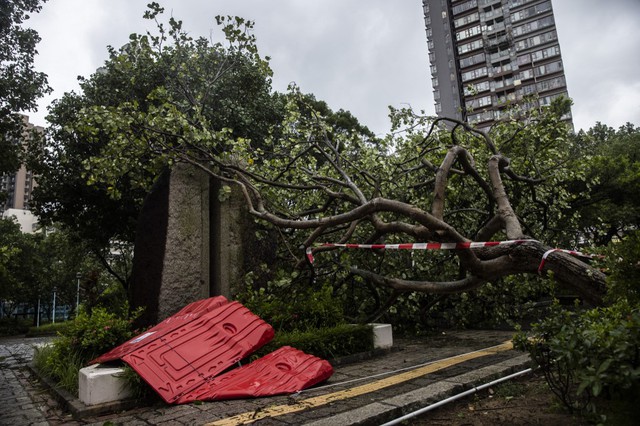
[537, 248, 603, 275]
[305, 240, 601, 274]
[305, 239, 536, 264]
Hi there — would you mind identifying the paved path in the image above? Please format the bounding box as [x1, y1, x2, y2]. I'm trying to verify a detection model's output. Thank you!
[0, 336, 70, 425]
[0, 330, 531, 425]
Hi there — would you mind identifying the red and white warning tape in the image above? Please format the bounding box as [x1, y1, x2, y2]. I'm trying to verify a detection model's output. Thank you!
[305, 239, 536, 264]
[305, 240, 601, 274]
[537, 248, 602, 275]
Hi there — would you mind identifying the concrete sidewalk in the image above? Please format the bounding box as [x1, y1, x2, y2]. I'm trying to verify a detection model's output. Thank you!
[0, 330, 531, 425]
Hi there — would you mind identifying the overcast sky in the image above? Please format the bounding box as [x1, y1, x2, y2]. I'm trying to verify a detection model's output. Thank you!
[24, 0, 640, 136]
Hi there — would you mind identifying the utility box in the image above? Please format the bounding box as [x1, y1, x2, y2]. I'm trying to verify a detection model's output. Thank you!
[371, 323, 393, 349]
[78, 364, 133, 406]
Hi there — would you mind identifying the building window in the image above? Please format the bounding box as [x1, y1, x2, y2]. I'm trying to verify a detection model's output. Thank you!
[459, 52, 486, 68]
[468, 110, 494, 124]
[539, 92, 568, 106]
[536, 76, 566, 92]
[530, 44, 560, 62]
[452, 0, 478, 15]
[458, 39, 484, 54]
[512, 16, 554, 37]
[456, 25, 481, 41]
[461, 66, 488, 82]
[464, 80, 491, 96]
[518, 68, 534, 80]
[515, 30, 558, 51]
[509, 0, 538, 9]
[534, 60, 563, 77]
[510, 1, 551, 23]
[454, 12, 480, 28]
[517, 53, 531, 66]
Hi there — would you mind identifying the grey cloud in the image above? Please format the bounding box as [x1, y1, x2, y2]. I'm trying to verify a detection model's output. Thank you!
[24, 0, 639, 134]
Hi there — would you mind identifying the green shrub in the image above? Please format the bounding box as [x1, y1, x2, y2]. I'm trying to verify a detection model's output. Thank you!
[254, 324, 374, 360]
[26, 321, 70, 337]
[0, 317, 30, 336]
[515, 301, 640, 414]
[33, 306, 142, 395]
[515, 231, 640, 420]
[239, 276, 345, 332]
[601, 231, 640, 305]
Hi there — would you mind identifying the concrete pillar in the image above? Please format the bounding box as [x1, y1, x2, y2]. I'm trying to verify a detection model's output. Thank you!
[130, 163, 210, 326]
[210, 180, 246, 299]
[157, 163, 210, 321]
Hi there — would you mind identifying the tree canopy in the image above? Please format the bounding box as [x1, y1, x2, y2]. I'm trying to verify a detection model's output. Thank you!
[0, 0, 50, 175]
[27, 5, 281, 269]
[73, 5, 606, 305]
[28, 4, 621, 325]
[569, 122, 640, 245]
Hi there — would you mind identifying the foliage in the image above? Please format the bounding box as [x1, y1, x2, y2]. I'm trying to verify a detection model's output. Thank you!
[515, 231, 640, 417]
[568, 123, 640, 245]
[238, 275, 346, 332]
[515, 301, 640, 415]
[39, 3, 609, 329]
[26, 321, 69, 337]
[0, 317, 30, 336]
[600, 230, 640, 305]
[367, 273, 553, 333]
[253, 324, 374, 361]
[25, 4, 290, 290]
[0, 219, 117, 324]
[34, 305, 142, 394]
[33, 343, 83, 393]
[0, 0, 51, 175]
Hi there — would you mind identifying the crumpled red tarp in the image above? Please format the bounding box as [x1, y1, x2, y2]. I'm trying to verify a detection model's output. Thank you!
[91, 296, 333, 403]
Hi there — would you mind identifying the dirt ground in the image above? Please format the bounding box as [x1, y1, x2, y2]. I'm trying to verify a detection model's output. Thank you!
[413, 372, 591, 425]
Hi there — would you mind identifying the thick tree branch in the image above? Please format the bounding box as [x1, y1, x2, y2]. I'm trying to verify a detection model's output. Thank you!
[351, 267, 486, 293]
[488, 155, 524, 239]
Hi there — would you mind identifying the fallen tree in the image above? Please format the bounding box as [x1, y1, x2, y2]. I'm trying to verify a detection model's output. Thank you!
[66, 8, 606, 315]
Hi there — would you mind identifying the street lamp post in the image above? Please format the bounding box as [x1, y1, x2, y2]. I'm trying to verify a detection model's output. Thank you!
[76, 272, 82, 314]
[52, 286, 57, 324]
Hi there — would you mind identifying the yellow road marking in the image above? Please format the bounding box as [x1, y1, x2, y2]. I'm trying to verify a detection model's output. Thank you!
[205, 340, 513, 426]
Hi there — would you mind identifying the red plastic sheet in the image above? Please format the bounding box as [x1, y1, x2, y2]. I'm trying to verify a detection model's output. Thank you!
[90, 296, 229, 365]
[91, 296, 334, 404]
[122, 301, 275, 403]
[175, 346, 334, 403]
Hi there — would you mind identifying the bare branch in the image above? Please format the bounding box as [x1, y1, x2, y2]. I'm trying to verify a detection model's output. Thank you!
[488, 155, 524, 239]
[351, 267, 486, 293]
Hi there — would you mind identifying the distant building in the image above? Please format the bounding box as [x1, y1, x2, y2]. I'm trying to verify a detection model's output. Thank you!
[422, 0, 572, 128]
[1, 208, 38, 233]
[1, 115, 41, 232]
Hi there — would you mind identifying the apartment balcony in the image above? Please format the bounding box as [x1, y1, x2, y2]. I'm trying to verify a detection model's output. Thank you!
[479, 0, 501, 8]
[484, 33, 511, 49]
[480, 8, 503, 23]
[484, 22, 506, 36]
[490, 50, 511, 64]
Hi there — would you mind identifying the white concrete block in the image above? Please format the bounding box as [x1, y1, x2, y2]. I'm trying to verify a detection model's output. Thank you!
[78, 364, 134, 406]
[371, 323, 393, 349]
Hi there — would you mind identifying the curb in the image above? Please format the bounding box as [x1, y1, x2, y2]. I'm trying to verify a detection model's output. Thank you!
[304, 353, 532, 425]
[27, 346, 399, 420]
[27, 363, 153, 419]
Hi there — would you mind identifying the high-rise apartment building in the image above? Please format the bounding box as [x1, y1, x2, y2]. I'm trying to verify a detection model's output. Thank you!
[422, 0, 572, 128]
[1, 162, 36, 210]
[1, 115, 40, 211]
[1, 115, 40, 233]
